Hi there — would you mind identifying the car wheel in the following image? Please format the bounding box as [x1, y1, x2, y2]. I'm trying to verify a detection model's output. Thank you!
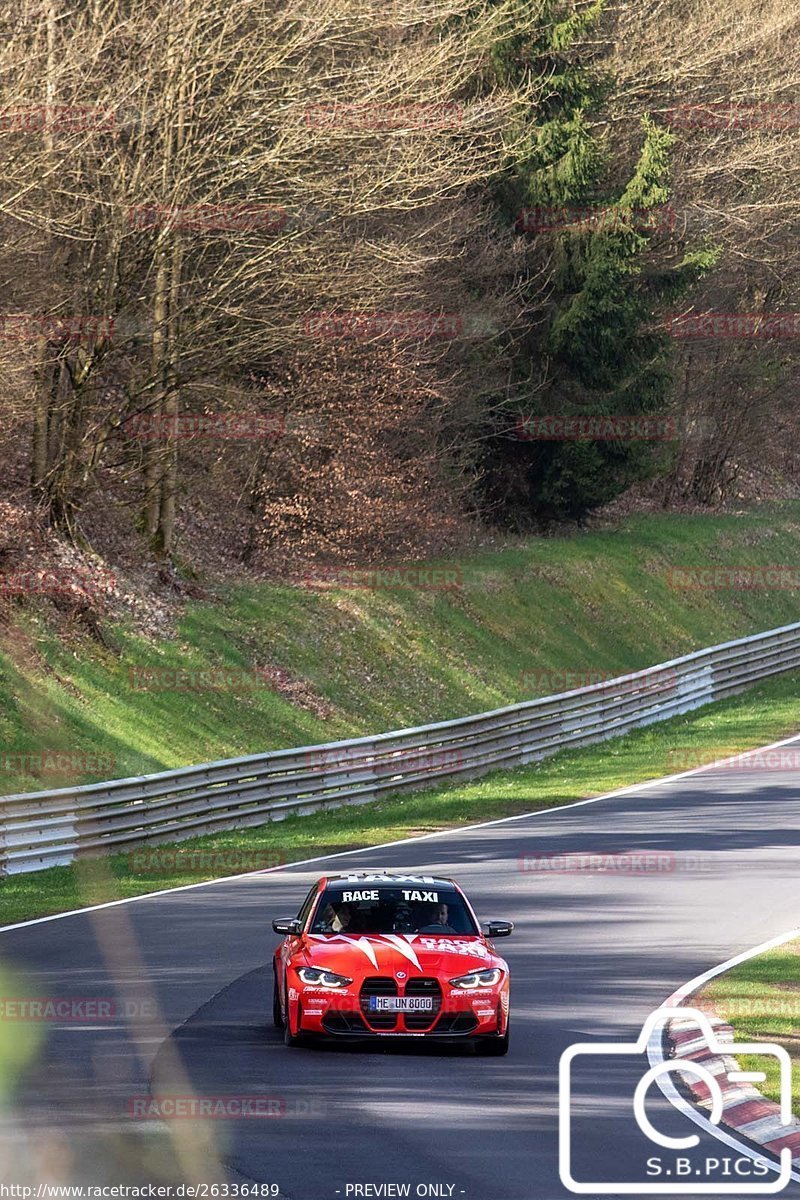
[283, 986, 305, 1047]
[476, 1014, 509, 1056]
[272, 965, 284, 1029]
[477, 1030, 509, 1056]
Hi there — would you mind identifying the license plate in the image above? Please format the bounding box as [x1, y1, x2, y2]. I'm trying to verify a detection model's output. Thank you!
[368, 996, 434, 1013]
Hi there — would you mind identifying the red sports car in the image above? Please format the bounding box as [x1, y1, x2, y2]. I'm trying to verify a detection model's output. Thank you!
[272, 872, 512, 1054]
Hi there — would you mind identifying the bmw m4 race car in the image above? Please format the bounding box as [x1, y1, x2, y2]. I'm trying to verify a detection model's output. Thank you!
[272, 872, 512, 1053]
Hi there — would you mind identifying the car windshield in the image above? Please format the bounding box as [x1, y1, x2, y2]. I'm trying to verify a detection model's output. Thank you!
[308, 886, 479, 935]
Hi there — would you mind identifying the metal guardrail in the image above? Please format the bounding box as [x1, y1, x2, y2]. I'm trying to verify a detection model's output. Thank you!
[2, 621, 800, 874]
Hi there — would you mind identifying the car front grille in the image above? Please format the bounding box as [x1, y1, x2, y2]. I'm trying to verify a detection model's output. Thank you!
[403, 977, 442, 1030]
[360, 976, 398, 1030]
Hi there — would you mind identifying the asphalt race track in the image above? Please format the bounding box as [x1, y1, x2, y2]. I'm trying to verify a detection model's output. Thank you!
[3, 743, 800, 1200]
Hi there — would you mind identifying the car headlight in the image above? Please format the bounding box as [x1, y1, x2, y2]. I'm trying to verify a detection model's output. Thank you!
[449, 968, 503, 989]
[297, 966, 352, 988]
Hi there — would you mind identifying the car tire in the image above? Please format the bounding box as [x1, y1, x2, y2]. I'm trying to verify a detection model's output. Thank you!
[283, 986, 305, 1047]
[476, 1016, 509, 1056]
[272, 966, 284, 1029]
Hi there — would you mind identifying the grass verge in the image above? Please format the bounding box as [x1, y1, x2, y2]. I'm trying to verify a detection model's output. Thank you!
[695, 934, 800, 1116]
[4, 505, 800, 797]
[1, 669, 798, 927]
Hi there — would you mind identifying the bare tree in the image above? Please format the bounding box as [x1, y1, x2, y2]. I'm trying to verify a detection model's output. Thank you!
[0, 0, 543, 553]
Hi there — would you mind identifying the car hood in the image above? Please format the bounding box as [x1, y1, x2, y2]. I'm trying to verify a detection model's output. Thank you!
[302, 932, 503, 977]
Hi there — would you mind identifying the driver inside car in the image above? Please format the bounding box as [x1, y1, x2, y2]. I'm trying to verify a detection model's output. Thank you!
[419, 902, 456, 933]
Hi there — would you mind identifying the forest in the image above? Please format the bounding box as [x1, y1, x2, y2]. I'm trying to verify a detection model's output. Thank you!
[1, 0, 798, 576]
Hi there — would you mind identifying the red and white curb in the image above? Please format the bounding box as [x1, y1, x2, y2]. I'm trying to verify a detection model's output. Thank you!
[667, 1012, 800, 1161]
[644, 927, 800, 1186]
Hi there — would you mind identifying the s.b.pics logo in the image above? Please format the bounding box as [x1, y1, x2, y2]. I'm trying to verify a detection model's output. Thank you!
[559, 1007, 794, 1194]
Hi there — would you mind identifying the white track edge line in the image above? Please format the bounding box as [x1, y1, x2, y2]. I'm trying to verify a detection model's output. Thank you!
[3, 727, 800, 936]
[648, 926, 800, 1185]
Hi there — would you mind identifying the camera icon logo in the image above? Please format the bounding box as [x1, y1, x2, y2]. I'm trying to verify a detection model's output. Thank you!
[559, 1006, 794, 1194]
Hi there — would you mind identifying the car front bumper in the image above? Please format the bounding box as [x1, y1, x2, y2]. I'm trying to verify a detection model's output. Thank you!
[289, 978, 509, 1039]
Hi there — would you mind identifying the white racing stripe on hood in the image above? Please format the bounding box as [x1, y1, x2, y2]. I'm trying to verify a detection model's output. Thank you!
[308, 934, 380, 967]
[307, 933, 488, 967]
[339, 935, 379, 968]
[382, 934, 422, 969]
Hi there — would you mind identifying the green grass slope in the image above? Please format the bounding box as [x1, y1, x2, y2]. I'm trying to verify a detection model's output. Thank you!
[2, 505, 800, 796]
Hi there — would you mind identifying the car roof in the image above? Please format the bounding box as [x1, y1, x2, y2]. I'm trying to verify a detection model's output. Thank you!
[322, 872, 459, 890]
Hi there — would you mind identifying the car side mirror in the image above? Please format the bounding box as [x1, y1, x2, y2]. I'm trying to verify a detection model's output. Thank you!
[272, 917, 302, 935]
[484, 920, 513, 938]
